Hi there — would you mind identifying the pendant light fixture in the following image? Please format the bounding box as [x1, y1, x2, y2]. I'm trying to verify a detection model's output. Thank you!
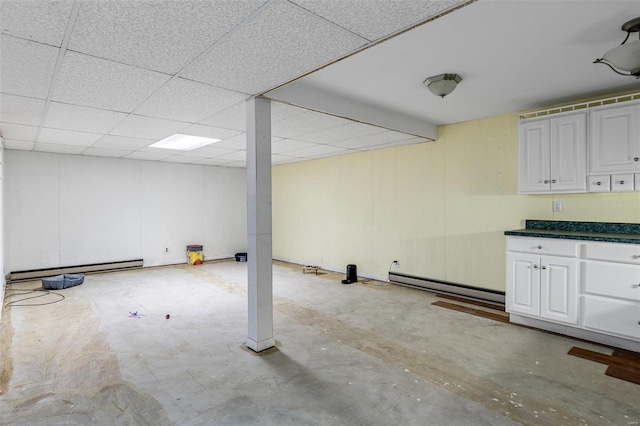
[594, 17, 640, 78]
[423, 73, 462, 98]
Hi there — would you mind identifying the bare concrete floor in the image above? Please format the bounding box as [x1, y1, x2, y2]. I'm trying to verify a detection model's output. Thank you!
[1, 260, 638, 425]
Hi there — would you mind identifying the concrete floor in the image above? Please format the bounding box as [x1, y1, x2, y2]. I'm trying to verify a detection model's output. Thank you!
[0, 260, 638, 425]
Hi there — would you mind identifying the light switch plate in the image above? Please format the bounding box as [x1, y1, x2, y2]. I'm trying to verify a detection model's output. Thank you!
[552, 200, 562, 212]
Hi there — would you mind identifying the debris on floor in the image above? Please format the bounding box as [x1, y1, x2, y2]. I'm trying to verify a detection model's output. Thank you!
[129, 311, 145, 318]
[303, 265, 320, 274]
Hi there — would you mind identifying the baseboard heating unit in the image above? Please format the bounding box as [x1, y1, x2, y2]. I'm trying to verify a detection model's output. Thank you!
[9, 259, 144, 283]
[388, 271, 505, 305]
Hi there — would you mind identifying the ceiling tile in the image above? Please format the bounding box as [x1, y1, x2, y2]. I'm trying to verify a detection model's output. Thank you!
[198, 102, 245, 131]
[139, 146, 182, 155]
[215, 150, 246, 162]
[272, 102, 308, 122]
[328, 130, 418, 149]
[82, 147, 130, 158]
[213, 133, 246, 150]
[285, 143, 349, 158]
[44, 102, 128, 133]
[68, 1, 266, 74]
[108, 115, 188, 140]
[0, 122, 39, 141]
[0, 94, 46, 126]
[291, 0, 465, 41]
[271, 154, 300, 164]
[1, 0, 74, 46]
[124, 151, 171, 161]
[185, 146, 239, 158]
[0, 35, 59, 99]
[160, 155, 204, 164]
[135, 78, 247, 122]
[272, 111, 351, 138]
[38, 127, 103, 146]
[52, 52, 171, 112]
[271, 139, 316, 154]
[34, 143, 86, 155]
[297, 122, 386, 144]
[179, 124, 242, 140]
[180, 0, 366, 94]
[195, 157, 233, 166]
[221, 161, 246, 168]
[92, 135, 157, 151]
[3, 139, 34, 150]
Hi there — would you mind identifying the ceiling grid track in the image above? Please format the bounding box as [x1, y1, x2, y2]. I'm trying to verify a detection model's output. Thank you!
[33, 0, 83, 150]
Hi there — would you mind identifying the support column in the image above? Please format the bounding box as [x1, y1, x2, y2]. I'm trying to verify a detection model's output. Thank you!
[246, 97, 275, 353]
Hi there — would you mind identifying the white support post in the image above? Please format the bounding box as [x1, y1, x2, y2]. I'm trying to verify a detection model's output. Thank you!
[246, 97, 275, 353]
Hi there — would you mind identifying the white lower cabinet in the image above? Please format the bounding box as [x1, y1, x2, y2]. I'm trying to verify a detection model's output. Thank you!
[580, 243, 640, 341]
[506, 238, 578, 325]
[506, 236, 640, 349]
[582, 296, 640, 341]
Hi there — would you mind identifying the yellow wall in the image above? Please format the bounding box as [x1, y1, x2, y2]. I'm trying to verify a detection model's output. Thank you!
[272, 111, 640, 291]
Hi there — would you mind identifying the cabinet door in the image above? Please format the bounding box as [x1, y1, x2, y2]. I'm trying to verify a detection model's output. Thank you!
[550, 112, 587, 192]
[518, 119, 550, 193]
[506, 253, 540, 317]
[590, 102, 640, 174]
[540, 256, 578, 325]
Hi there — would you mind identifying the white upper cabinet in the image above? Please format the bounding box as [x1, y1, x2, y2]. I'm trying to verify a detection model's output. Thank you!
[590, 101, 640, 174]
[518, 119, 550, 193]
[518, 111, 587, 194]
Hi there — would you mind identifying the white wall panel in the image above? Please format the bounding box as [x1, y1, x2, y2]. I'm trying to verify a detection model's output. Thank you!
[58, 155, 141, 266]
[0, 143, 4, 321]
[140, 162, 204, 266]
[203, 167, 247, 260]
[5, 151, 61, 271]
[5, 151, 246, 272]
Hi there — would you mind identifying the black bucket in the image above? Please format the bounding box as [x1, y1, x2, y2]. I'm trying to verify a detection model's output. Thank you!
[346, 264, 357, 283]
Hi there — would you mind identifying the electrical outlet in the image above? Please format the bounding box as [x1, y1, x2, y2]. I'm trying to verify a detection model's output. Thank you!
[393, 259, 400, 267]
[165, 247, 169, 254]
[552, 200, 562, 212]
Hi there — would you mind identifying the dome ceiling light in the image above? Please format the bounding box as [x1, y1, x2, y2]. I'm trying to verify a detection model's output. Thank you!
[423, 73, 463, 98]
[594, 17, 640, 78]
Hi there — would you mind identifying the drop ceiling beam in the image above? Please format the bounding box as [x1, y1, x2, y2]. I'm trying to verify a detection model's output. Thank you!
[266, 82, 438, 140]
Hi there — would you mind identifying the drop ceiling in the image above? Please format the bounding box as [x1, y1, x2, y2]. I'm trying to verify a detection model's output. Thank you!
[1, 0, 638, 168]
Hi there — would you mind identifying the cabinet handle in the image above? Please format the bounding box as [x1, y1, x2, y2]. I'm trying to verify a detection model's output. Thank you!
[541, 265, 547, 270]
[533, 264, 539, 269]
[537, 245, 542, 249]
[633, 255, 640, 259]
[619, 180, 625, 185]
[551, 179, 556, 183]
[596, 181, 602, 186]
[632, 284, 640, 288]
[634, 157, 639, 161]
[543, 180, 550, 184]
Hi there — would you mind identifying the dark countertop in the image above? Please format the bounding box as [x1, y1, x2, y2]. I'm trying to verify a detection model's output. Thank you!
[504, 220, 640, 244]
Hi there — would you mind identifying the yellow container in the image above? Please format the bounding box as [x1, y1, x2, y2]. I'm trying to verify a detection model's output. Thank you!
[186, 244, 203, 265]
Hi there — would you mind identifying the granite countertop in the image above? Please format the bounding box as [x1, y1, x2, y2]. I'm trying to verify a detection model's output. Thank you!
[504, 220, 640, 244]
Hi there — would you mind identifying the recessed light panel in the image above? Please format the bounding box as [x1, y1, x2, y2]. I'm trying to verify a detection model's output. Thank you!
[149, 134, 221, 151]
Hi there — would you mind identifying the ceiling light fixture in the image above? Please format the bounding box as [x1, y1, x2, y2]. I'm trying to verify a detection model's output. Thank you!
[423, 73, 463, 98]
[149, 134, 221, 151]
[594, 17, 640, 78]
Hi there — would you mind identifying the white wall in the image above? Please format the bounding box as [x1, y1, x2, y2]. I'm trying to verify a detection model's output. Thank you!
[0, 142, 4, 321]
[5, 151, 247, 272]
[273, 111, 640, 291]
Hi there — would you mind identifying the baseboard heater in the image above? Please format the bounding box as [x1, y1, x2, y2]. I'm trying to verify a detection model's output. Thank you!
[9, 259, 144, 283]
[388, 271, 505, 305]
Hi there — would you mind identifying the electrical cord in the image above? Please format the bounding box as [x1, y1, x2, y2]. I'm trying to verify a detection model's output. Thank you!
[4, 286, 65, 308]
